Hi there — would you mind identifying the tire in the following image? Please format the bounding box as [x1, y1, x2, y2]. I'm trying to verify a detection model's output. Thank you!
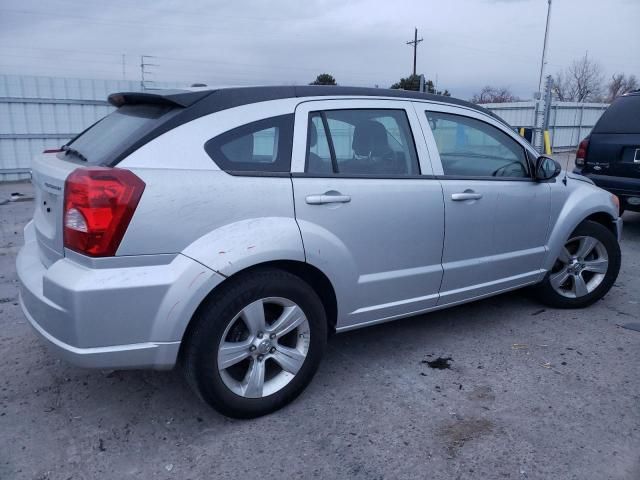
[181, 268, 327, 419]
[534, 220, 621, 309]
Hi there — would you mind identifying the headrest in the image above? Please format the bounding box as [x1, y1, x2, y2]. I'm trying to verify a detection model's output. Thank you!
[352, 120, 391, 157]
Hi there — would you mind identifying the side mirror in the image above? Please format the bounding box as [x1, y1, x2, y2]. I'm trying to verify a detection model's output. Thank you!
[535, 155, 562, 181]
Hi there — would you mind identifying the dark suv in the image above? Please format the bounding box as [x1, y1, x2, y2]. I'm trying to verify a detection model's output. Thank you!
[574, 91, 640, 213]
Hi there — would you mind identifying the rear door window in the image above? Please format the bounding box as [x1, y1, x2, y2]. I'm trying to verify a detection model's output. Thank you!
[205, 114, 294, 173]
[66, 104, 176, 165]
[306, 109, 420, 176]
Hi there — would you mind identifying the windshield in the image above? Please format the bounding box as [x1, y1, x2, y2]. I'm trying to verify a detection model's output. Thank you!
[65, 104, 175, 165]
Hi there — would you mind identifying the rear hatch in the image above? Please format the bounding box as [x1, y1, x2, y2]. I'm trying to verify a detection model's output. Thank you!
[29, 99, 186, 267]
[584, 93, 640, 180]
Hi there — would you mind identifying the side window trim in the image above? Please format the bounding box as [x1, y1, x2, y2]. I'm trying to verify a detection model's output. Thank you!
[204, 114, 294, 174]
[303, 107, 421, 177]
[423, 109, 533, 181]
[292, 99, 435, 174]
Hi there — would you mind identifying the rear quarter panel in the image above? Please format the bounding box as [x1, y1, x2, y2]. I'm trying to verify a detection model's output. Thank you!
[116, 98, 306, 275]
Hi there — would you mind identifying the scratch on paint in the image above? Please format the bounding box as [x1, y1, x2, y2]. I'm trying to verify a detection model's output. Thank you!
[166, 301, 181, 322]
[247, 245, 255, 250]
[188, 271, 206, 289]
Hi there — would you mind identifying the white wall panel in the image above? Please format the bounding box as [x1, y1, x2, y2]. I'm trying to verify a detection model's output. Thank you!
[0, 74, 183, 181]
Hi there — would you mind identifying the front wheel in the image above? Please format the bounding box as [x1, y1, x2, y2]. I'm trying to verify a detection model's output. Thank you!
[182, 269, 327, 418]
[535, 220, 621, 308]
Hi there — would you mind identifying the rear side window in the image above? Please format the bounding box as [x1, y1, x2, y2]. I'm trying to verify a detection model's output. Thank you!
[306, 109, 420, 176]
[67, 104, 175, 165]
[592, 95, 640, 134]
[205, 114, 294, 173]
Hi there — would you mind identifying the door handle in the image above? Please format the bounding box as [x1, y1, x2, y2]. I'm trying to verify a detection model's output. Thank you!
[451, 192, 483, 201]
[305, 194, 351, 205]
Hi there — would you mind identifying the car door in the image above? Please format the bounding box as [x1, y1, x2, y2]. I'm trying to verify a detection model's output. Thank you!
[415, 103, 551, 305]
[291, 99, 444, 330]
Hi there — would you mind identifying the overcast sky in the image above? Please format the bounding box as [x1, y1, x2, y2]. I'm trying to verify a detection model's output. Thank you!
[0, 0, 638, 99]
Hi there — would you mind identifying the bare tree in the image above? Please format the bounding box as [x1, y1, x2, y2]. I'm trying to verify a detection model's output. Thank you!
[470, 86, 519, 104]
[606, 73, 638, 102]
[552, 54, 604, 102]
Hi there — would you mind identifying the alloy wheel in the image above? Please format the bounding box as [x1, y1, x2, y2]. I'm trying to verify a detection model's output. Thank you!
[549, 235, 609, 298]
[217, 297, 311, 398]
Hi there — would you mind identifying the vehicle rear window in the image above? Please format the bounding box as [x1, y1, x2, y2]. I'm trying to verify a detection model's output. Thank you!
[64, 104, 176, 165]
[592, 95, 640, 134]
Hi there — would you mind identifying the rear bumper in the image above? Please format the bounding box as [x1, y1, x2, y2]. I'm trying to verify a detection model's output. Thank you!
[17, 222, 224, 370]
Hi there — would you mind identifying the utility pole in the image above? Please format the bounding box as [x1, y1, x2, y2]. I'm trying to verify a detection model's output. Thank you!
[140, 55, 158, 91]
[406, 27, 423, 77]
[534, 0, 553, 152]
[537, 0, 553, 95]
[122, 54, 126, 80]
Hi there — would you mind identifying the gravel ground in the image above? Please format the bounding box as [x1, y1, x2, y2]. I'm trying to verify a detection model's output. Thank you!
[1, 180, 639, 480]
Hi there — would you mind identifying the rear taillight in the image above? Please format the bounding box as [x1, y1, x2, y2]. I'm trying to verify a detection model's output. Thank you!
[575, 138, 589, 167]
[63, 167, 145, 257]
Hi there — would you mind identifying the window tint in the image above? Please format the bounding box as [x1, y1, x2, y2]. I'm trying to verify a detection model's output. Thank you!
[306, 109, 419, 176]
[67, 104, 175, 165]
[426, 111, 529, 178]
[205, 114, 294, 172]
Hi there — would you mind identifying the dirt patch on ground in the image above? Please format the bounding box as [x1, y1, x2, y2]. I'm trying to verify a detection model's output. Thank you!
[439, 417, 494, 456]
[467, 385, 496, 402]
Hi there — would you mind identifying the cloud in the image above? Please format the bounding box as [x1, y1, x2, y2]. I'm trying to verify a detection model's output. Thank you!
[0, 0, 637, 100]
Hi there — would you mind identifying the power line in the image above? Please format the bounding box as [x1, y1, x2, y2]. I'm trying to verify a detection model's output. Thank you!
[406, 27, 423, 77]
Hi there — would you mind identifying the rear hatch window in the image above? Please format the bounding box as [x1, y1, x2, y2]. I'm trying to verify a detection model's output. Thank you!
[592, 95, 640, 134]
[63, 104, 177, 165]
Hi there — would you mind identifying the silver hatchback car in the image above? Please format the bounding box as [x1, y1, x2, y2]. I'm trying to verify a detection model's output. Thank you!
[17, 86, 622, 418]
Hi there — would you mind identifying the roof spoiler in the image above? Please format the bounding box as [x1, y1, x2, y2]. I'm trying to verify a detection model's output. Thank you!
[108, 90, 213, 108]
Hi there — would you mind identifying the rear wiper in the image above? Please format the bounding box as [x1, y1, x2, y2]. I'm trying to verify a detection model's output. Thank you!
[61, 145, 88, 162]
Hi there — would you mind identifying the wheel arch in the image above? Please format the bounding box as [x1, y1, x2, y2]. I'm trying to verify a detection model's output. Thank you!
[544, 207, 618, 271]
[177, 260, 338, 363]
[583, 211, 617, 237]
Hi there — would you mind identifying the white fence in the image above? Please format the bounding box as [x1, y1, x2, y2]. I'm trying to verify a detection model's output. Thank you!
[0, 75, 183, 182]
[484, 101, 609, 150]
[1, 75, 611, 182]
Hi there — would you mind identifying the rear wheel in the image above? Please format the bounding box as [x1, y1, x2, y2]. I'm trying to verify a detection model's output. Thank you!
[182, 269, 327, 418]
[535, 221, 620, 308]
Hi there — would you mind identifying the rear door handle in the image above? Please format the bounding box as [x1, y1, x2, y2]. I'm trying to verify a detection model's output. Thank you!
[305, 194, 351, 205]
[451, 192, 483, 201]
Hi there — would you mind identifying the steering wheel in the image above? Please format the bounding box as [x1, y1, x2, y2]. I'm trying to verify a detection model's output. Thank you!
[492, 161, 527, 177]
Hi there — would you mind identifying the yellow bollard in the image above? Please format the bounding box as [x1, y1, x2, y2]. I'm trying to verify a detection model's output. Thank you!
[543, 130, 552, 155]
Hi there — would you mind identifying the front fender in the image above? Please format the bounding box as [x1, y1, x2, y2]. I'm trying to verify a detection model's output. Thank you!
[544, 184, 618, 271]
[181, 217, 305, 277]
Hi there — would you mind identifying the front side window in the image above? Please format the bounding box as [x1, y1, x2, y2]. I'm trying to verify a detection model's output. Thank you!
[426, 111, 529, 178]
[306, 109, 420, 176]
[205, 114, 294, 172]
